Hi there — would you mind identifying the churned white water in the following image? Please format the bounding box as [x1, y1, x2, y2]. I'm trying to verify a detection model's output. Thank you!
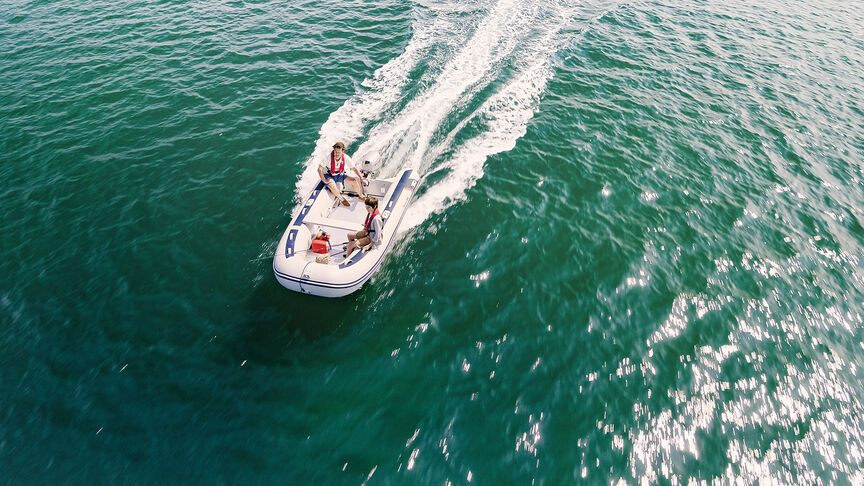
[293, 0, 592, 229]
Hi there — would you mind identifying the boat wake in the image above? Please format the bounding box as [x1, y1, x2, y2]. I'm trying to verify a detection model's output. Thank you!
[293, 0, 606, 230]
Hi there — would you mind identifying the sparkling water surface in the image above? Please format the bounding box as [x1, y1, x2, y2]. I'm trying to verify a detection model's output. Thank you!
[2, 0, 864, 483]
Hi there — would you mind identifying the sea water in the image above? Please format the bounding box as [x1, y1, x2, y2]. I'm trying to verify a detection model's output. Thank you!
[2, 0, 864, 483]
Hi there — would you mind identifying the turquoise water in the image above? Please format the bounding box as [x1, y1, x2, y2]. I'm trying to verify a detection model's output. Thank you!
[2, 0, 864, 483]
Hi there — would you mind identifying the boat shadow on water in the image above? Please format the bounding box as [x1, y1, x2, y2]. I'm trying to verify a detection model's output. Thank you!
[231, 277, 366, 361]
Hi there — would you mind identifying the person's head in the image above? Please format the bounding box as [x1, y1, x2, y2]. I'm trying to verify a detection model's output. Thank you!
[364, 196, 378, 211]
[332, 142, 345, 155]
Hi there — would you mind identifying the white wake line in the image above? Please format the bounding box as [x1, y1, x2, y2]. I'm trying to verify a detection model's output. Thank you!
[292, 0, 582, 230]
[290, 20, 441, 211]
[350, 0, 535, 171]
[401, 43, 557, 230]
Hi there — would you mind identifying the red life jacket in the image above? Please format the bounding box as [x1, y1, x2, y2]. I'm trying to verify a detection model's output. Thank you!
[364, 209, 380, 233]
[330, 151, 345, 174]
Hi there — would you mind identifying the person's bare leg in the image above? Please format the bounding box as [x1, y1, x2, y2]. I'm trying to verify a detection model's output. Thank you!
[342, 176, 365, 199]
[346, 240, 358, 258]
[326, 181, 340, 198]
[327, 181, 349, 205]
[350, 177, 366, 199]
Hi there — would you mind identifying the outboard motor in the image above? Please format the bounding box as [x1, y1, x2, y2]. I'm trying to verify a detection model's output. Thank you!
[361, 160, 378, 181]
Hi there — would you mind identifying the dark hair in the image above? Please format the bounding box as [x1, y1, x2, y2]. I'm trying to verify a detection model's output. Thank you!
[333, 142, 346, 150]
[364, 196, 378, 209]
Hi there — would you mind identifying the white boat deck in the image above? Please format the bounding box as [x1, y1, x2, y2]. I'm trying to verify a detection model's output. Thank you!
[274, 168, 418, 297]
[298, 179, 392, 262]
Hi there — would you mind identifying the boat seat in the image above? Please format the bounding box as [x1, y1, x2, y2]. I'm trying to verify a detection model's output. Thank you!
[342, 179, 389, 198]
[302, 215, 363, 232]
[341, 189, 387, 198]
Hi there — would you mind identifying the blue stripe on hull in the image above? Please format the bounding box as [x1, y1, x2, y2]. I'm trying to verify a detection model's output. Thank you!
[274, 171, 417, 294]
[340, 169, 415, 269]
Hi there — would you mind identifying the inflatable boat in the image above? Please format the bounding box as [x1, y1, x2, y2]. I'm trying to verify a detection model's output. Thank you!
[273, 168, 418, 297]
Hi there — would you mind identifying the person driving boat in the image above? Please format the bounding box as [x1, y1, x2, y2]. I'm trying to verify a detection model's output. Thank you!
[317, 142, 368, 206]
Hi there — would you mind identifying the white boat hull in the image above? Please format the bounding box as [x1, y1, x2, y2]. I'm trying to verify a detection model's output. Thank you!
[273, 169, 418, 297]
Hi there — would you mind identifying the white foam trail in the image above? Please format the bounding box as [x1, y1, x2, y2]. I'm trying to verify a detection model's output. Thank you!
[351, 0, 537, 170]
[293, 0, 584, 226]
[292, 20, 441, 206]
[402, 50, 555, 229]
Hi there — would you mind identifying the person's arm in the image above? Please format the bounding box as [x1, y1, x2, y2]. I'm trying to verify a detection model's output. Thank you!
[318, 165, 328, 183]
[345, 154, 364, 184]
[352, 167, 366, 185]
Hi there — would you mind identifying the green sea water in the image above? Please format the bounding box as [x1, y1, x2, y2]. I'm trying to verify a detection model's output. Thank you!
[2, 0, 864, 483]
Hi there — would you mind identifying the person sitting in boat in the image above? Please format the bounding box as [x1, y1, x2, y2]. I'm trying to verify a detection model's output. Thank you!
[318, 141, 367, 206]
[345, 196, 383, 258]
